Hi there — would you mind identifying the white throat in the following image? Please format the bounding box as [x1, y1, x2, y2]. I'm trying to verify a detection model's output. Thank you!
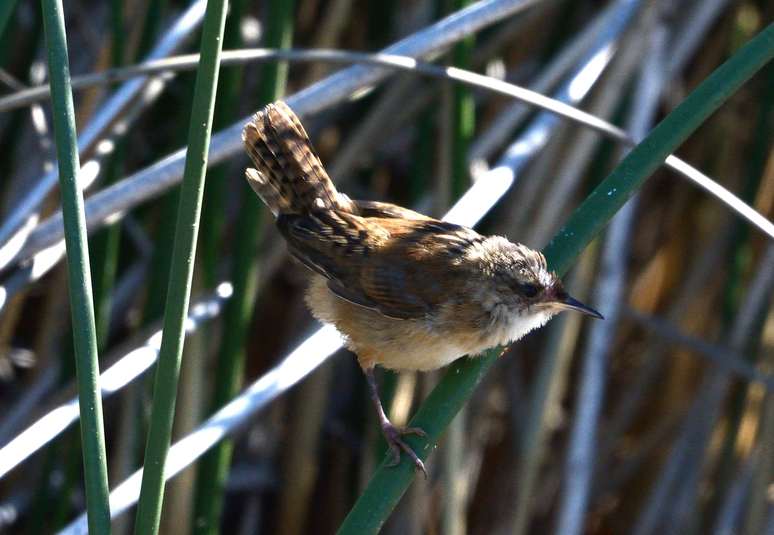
[486, 305, 554, 347]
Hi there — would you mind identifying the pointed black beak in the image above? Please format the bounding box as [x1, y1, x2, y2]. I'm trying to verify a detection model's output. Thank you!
[556, 295, 604, 319]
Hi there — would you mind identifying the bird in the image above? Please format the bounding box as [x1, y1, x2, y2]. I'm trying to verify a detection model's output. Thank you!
[242, 101, 602, 477]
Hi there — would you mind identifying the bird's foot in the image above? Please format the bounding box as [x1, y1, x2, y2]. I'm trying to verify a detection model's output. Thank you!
[381, 422, 427, 478]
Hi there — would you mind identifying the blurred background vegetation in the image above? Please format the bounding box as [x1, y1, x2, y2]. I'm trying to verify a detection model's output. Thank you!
[0, 0, 772, 533]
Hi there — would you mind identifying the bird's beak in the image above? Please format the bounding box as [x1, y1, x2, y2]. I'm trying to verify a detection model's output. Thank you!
[554, 295, 604, 319]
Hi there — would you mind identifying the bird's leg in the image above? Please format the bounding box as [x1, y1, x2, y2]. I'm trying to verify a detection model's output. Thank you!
[364, 367, 427, 478]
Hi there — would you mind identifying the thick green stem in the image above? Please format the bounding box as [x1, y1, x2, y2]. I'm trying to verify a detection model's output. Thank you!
[40, 0, 111, 532]
[198, 0, 247, 289]
[133, 1, 229, 533]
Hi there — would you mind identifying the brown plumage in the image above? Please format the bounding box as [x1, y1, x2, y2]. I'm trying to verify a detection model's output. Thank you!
[244, 100, 352, 215]
[244, 102, 484, 323]
[242, 101, 602, 476]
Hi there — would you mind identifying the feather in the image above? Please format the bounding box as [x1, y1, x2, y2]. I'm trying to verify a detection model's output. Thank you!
[244, 101, 488, 321]
[242, 101, 352, 214]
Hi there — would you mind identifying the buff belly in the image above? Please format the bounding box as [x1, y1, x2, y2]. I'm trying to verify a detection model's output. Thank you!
[305, 276, 481, 371]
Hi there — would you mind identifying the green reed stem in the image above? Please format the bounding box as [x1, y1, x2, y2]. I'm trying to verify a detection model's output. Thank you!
[133, 0, 228, 533]
[199, 0, 247, 289]
[40, 0, 111, 532]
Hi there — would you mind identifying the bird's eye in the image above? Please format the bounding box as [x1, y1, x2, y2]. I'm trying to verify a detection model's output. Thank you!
[520, 283, 539, 298]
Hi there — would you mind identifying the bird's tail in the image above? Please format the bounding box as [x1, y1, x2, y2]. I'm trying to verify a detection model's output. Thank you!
[242, 101, 352, 217]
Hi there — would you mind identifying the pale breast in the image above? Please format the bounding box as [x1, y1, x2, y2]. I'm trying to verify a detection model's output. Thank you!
[304, 275, 482, 371]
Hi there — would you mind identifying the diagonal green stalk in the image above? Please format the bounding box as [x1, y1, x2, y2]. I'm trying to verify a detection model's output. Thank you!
[198, 0, 247, 290]
[40, 0, 111, 533]
[191, 2, 295, 533]
[336, 22, 774, 535]
[133, 0, 229, 533]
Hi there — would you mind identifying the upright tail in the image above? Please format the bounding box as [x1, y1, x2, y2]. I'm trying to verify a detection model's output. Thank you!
[242, 101, 352, 217]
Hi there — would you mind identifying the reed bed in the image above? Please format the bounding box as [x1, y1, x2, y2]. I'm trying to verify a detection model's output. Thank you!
[0, 1, 772, 534]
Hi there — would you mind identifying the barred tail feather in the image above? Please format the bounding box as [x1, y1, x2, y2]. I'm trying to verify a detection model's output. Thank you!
[242, 101, 352, 216]
[245, 168, 290, 217]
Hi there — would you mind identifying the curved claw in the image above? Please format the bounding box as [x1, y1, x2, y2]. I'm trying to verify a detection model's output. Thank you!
[381, 423, 428, 478]
[401, 426, 427, 438]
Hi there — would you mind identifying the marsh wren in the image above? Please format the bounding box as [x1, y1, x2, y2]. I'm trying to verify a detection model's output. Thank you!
[243, 101, 602, 476]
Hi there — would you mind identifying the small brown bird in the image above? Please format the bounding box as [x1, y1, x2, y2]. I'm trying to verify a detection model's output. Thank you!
[243, 101, 602, 476]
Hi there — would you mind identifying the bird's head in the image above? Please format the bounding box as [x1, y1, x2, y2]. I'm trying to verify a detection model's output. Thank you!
[483, 238, 603, 320]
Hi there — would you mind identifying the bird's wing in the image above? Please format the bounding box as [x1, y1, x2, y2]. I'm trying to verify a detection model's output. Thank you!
[351, 200, 432, 221]
[279, 211, 482, 319]
[352, 219, 485, 319]
[277, 209, 387, 280]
